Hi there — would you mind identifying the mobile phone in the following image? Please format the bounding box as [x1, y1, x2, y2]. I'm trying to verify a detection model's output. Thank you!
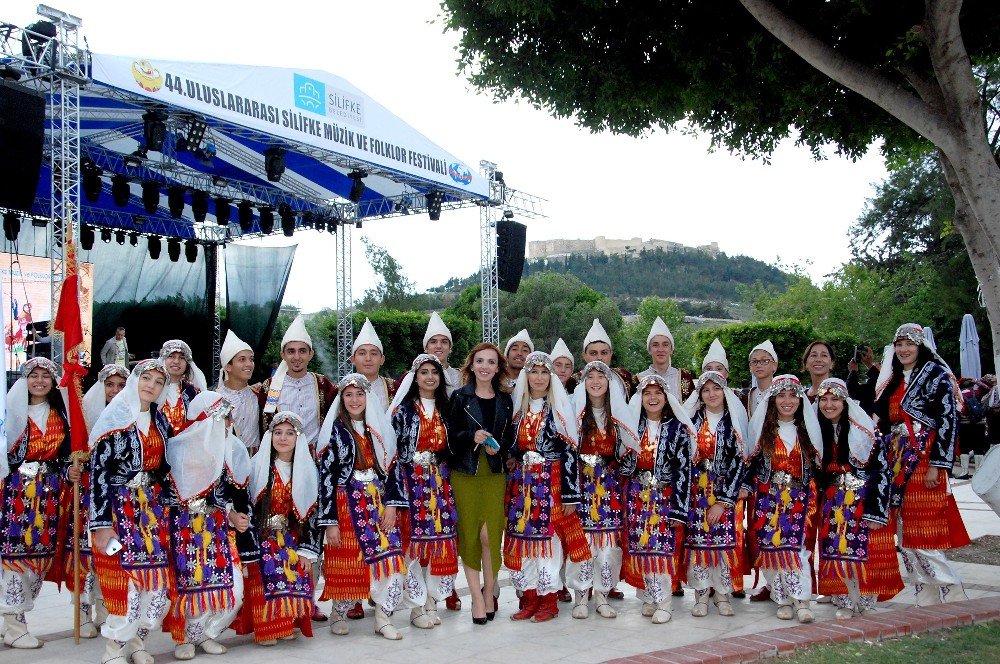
[482, 435, 500, 450]
[105, 537, 123, 556]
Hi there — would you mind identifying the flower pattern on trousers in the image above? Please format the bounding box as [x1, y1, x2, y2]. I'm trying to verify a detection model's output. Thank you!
[383, 578, 402, 612]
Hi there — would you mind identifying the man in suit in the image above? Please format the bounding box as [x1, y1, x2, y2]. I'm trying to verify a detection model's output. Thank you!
[99, 326, 133, 367]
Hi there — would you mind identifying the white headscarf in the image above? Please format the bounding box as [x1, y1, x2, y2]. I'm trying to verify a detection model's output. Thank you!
[813, 378, 877, 465]
[249, 411, 318, 520]
[388, 354, 444, 417]
[160, 339, 209, 392]
[166, 391, 231, 502]
[88, 359, 169, 448]
[746, 374, 822, 462]
[684, 370, 749, 456]
[317, 373, 398, 471]
[512, 352, 578, 446]
[218, 329, 253, 386]
[83, 364, 131, 434]
[573, 361, 640, 453]
[628, 374, 695, 436]
[874, 323, 963, 409]
[265, 315, 312, 414]
[5, 357, 64, 454]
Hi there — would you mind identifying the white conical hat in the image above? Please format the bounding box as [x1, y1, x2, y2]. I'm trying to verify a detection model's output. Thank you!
[504, 328, 534, 355]
[550, 338, 574, 365]
[646, 316, 674, 348]
[352, 317, 384, 355]
[749, 339, 778, 363]
[281, 314, 312, 350]
[583, 318, 613, 351]
[423, 311, 452, 348]
[702, 338, 728, 370]
[219, 329, 253, 384]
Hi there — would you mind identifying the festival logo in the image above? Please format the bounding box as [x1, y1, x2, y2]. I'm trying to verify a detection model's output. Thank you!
[294, 73, 326, 115]
[131, 60, 163, 93]
[448, 162, 473, 186]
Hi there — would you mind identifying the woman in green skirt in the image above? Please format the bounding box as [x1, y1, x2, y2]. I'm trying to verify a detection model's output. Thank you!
[447, 342, 515, 625]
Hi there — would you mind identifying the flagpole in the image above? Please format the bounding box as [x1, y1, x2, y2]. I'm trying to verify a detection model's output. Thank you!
[73, 458, 81, 644]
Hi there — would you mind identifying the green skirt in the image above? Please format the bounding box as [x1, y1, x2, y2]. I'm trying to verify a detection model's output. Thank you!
[450, 450, 507, 573]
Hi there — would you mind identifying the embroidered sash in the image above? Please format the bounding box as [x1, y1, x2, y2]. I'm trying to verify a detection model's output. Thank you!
[171, 506, 237, 616]
[623, 477, 676, 577]
[818, 481, 869, 581]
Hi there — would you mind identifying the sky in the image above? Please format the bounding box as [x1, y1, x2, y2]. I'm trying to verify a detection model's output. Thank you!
[9, 0, 888, 313]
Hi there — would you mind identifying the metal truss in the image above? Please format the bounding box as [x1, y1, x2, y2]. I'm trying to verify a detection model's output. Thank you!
[33, 197, 228, 243]
[479, 161, 501, 346]
[336, 219, 353, 380]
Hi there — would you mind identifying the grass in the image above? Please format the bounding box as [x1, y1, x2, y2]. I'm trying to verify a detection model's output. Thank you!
[781, 622, 1000, 663]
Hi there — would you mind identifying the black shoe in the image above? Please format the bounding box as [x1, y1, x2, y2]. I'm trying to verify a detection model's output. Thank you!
[672, 589, 685, 597]
[486, 611, 495, 621]
[732, 590, 746, 599]
[472, 616, 488, 625]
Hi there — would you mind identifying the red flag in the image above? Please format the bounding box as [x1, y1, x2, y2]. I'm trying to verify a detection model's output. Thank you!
[53, 240, 89, 454]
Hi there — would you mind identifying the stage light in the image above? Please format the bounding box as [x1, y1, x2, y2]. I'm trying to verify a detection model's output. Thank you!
[167, 186, 186, 219]
[259, 206, 275, 234]
[124, 146, 147, 168]
[129, 232, 139, 246]
[348, 171, 367, 203]
[148, 236, 162, 259]
[80, 224, 95, 250]
[3, 211, 20, 242]
[212, 175, 227, 187]
[111, 174, 130, 207]
[167, 238, 181, 262]
[355, 220, 363, 229]
[279, 203, 296, 237]
[313, 218, 325, 233]
[327, 217, 338, 234]
[31, 217, 47, 228]
[426, 190, 444, 221]
[185, 119, 208, 151]
[237, 201, 254, 232]
[301, 212, 315, 229]
[115, 230, 126, 245]
[185, 240, 198, 263]
[141, 181, 159, 213]
[82, 159, 103, 203]
[101, 228, 112, 244]
[191, 190, 209, 223]
[264, 146, 286, 182]
[215, 197, 231, 226]
[143, 110, 167, 152]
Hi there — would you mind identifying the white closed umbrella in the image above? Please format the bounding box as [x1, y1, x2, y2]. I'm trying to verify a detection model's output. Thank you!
[960, 314, 982, 379]
[923, 326, 937, 351]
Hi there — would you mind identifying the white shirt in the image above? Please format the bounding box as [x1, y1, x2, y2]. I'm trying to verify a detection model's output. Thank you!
[420, 397, 436, 418]
[777, 421, 798, 453]
[902, 368, 913, 385]
[443, 367, 461, 397]
[638, 365, 681, 399]
[706, 409, 724, 433]
[747, 386, 768, 416]
[115, 338, 128, 365]
[591, 406, 607, 430]
[645, 419, 661, 446]
[367, 376, 391, 412]
[218, 383, 261, 451]
[529, 397, 545, 414]
[279, 373, 320, 445]
[274, 458, 292, 484]
[352, 419, 366, 436]
[136, 410, 152, 436]
[27, 402, 50, 434]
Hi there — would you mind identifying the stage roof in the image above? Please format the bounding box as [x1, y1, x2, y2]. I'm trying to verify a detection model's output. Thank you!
[31, 53, 489, 241]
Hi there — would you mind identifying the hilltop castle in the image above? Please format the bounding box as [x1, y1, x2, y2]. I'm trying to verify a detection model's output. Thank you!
[527, 236, 721, 260]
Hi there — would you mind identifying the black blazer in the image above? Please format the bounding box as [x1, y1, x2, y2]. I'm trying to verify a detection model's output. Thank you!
[446, 383, 514, 475]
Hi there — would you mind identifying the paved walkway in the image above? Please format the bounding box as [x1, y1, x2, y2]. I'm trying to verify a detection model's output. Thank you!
[9, 479, 1000, 664]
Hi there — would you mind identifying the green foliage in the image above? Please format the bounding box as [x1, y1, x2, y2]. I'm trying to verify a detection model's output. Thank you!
[498, 272, 621, 360]
[690, 319, 859, 387]
[523, 248, 788, 303]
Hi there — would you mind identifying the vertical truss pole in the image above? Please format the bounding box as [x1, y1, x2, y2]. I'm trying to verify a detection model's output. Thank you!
[204, 243, 220, 385]
[336, 218, 353, 380]
[479, 161, 500, 345]
[48, 18, 83, 367]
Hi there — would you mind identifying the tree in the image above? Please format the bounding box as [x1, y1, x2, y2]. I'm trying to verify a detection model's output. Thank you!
[358, 237, 416, 310]
[441, 1, 1000, 369]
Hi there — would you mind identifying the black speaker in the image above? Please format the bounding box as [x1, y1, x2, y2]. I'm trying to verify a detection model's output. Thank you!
[0, 82, 46, 213]
[497, 218, 527, 293]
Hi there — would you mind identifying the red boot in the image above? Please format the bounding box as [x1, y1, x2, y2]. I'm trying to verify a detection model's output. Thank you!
[346, 601, 364, 619]
[445, 590, 461, 611]
[511, 589, 538, 621]
[531, 592, 559, 622]
[557, 586, 572, 603]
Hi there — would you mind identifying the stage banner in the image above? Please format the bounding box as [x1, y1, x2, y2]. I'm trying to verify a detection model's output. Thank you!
[91, 53, 488, 197]
[2, 253, 94, 371]
[225, 243, 296, 383]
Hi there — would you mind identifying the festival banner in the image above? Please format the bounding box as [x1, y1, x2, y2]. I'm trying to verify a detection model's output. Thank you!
[91, 54, 488, 197]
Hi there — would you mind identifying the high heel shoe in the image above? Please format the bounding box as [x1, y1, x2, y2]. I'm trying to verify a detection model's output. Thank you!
[472, 615, 488, 625]
[482, 585, 496, 620]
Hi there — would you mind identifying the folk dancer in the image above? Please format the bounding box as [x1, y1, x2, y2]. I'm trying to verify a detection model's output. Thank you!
[216, 330, 260, 453]
[502, 329, 533, 394]
[351, 319, 397, 412]
[873, 323, 971, 605]
[159, 340, 208, 432]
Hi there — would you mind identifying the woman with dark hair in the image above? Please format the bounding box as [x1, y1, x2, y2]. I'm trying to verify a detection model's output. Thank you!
[620, 375, 693, 625]
[1, 358, 70, 648]
[317, 373, 421, 640]
[803, 341, 836, 401]
[873, 323, 970, 605]
[159, 339, 208, 432]
[565, 360, 638, 619]
[89, 359, 174, 664]
[504, 352, 588, 623]
[447, 342, 514, 625]
[387, 354, 459, 629]
[238, 411, 316, 646]
[741, 374, 823, 623]
[682, 370, 748, 618]
[814, 378, 900, 618]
